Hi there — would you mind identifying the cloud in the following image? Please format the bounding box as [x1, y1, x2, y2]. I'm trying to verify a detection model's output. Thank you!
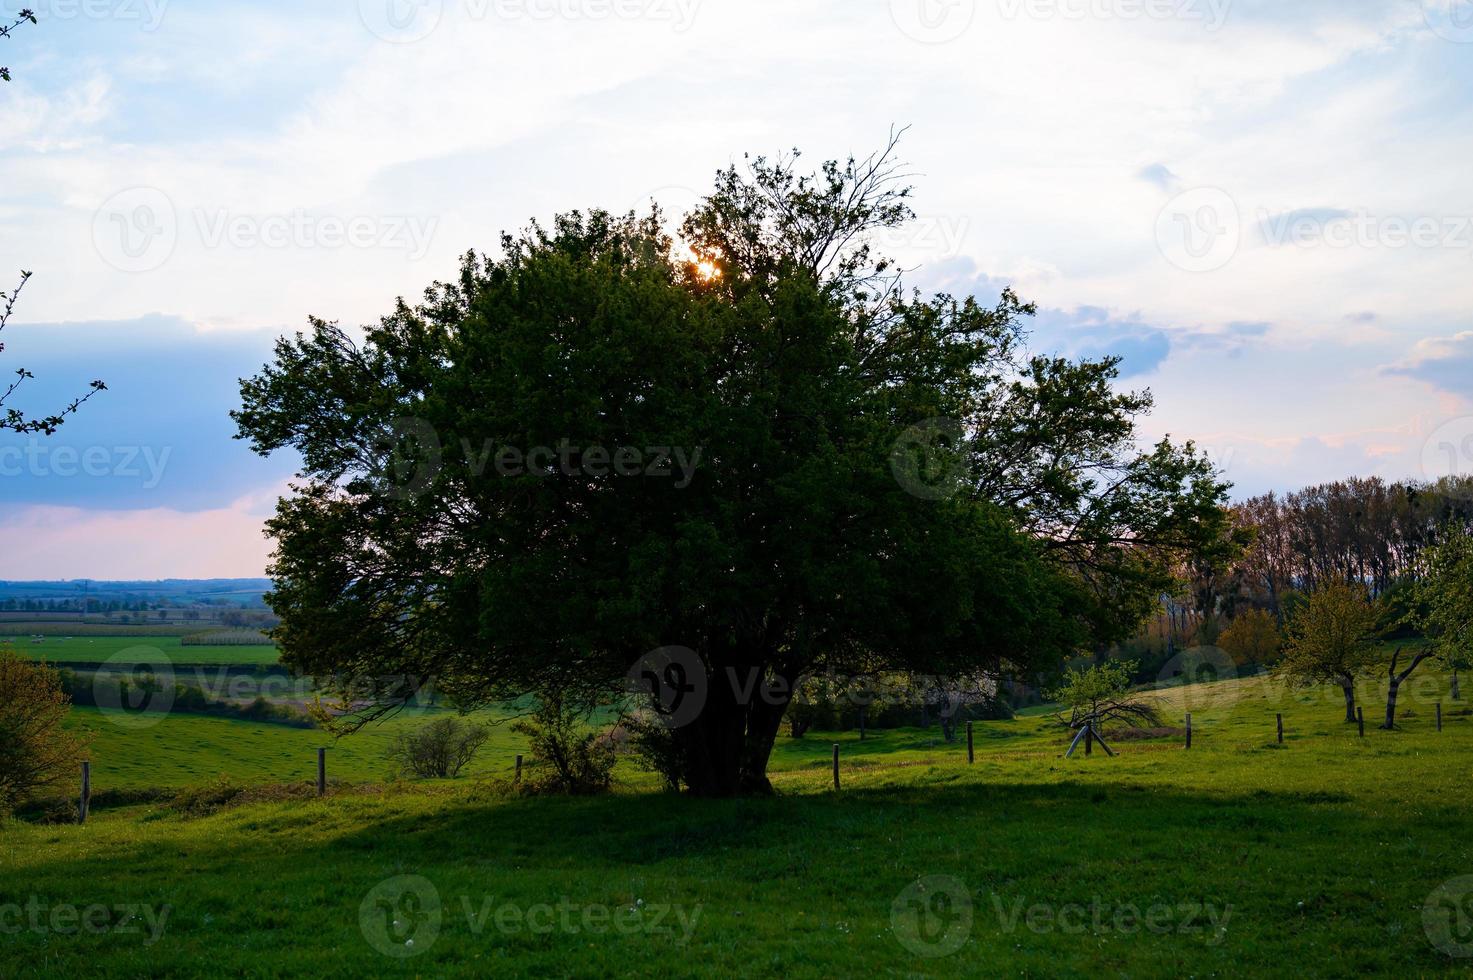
[0, 497, 276, 579]
[0, 314, 298, 510]
[1385, 332, 1473, 400]
[1136, 163, 1179, 191]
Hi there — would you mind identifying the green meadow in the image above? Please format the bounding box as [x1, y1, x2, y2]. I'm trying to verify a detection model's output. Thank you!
[4, 635, 280, 667]
[5, 669, 1472, 977]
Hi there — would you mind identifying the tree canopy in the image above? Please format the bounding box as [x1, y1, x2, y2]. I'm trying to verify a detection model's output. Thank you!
[234, 139, 1235, 796]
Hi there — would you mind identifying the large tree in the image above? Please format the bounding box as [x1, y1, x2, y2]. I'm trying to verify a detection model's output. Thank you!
[234, 140, 1234, 796]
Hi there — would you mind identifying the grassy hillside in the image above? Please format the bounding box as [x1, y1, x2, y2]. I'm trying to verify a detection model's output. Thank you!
[61, 707, 528, 788]
[4, 671, 1472, 977]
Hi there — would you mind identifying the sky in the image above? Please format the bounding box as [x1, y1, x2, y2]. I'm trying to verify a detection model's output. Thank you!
[2, 0, 1473, 578]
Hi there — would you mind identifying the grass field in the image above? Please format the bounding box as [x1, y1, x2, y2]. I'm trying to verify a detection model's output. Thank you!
[3, 635, 279, 667]
[4, 670, 1473, 976]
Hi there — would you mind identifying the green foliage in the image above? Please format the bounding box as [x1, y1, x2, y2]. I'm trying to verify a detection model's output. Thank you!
[623, 713, 686, 792]
[1218, 608, 1282, 668]
[1416, 524, 1473, 672]
[1278, 581, 1383, 690]
[0, 644, 89, 816]
[512, 701, 615, 795]
[1048, 658, 1161, 729]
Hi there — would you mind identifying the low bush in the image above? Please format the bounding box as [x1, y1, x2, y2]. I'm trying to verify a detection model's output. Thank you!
[386, 716, 491, 779]
[512, 701, 614, 795]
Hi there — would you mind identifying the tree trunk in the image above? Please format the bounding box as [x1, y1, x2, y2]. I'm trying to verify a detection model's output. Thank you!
[1383, 648, 1431, 731]
[677, 662, 795, 797]
[1340, 681, 1356, 724]
[1453, 668, 1462, 702]
[1382, 678, 1401, 731]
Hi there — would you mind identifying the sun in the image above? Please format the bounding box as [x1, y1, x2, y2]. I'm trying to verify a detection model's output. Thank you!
[677, 243, 722, 282]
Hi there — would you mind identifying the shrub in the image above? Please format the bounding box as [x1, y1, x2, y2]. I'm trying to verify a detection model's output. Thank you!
[511, 700, 614, 795]
[624, 712, 686, 792]
[386, 716, 491, 779]
[0, 646, 90, 817]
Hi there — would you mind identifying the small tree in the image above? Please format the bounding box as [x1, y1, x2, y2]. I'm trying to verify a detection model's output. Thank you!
[1050, 659, 1160, 739]
[0, 646, 90, 816]
[1219, 608, 1281, 670]
[1277, 581, 1381, 723]
[385, 716, 490, 779]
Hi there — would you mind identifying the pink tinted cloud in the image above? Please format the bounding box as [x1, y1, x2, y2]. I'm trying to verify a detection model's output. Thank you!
[0, 499, 275, 580]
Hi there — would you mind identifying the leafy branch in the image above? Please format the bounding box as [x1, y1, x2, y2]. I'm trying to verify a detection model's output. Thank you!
[0, 271, 107, 435]
[0, 9, 37, 83]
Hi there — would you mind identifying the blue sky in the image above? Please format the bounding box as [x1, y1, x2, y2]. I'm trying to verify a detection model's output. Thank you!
[3, 0, 1473, 576]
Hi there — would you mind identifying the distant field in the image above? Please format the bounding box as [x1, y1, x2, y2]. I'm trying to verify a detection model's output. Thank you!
[4, 635, 279, 666]
[0, 622, 204, 637]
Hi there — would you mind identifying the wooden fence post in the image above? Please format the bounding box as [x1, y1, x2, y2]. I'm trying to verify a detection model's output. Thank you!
[1357, 706, 1365, 738]
[317, 748, 327, 797]
[78, 761, 90, 824]
[1276, 713, 1284, 744]
[832, 743, 840, 791]
[515, 754, 523, 784]
[966, 722, 974, 764]
[1437, 702, 1443, 732]
[1185, 713, 1192, 750]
